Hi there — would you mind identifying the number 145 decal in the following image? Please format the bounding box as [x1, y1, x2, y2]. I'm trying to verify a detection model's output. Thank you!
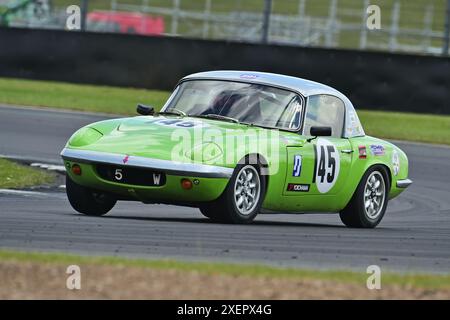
[313, 138, 340, 193]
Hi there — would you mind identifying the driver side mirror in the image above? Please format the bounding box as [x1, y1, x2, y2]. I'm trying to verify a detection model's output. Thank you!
[137, 104, 154, 115]
[307, 126, 332, 142]
[310, 126, 332, 137]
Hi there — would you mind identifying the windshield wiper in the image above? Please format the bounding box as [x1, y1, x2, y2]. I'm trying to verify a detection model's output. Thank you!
[190, 114, 240, 124]
[157, 108, 187, 117]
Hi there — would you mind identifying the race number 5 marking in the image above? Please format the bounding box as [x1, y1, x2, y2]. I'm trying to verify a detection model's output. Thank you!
[114, 168, 123, 181]
[313, 138, 340, 193]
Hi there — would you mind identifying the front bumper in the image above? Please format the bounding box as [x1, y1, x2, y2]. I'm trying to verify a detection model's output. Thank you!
[60, 148, 233, 178]
[396, 178, 413, 189]
[60, 148, 232, 202]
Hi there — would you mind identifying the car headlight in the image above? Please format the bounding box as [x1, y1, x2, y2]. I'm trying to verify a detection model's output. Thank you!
[185, 142, 223, 162]
[68, 127, 103, 147]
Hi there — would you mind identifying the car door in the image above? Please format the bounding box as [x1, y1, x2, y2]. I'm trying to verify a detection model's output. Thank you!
[284, 138, 352, 196]
[283, 94, 352, 197]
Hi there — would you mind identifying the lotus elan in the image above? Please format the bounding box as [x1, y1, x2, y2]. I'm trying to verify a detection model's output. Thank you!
[61, 71, 412, 228]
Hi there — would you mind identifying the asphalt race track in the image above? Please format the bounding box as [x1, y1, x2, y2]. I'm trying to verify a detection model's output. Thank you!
[1, 105, 449, 273]
[0, 105, 112, 163]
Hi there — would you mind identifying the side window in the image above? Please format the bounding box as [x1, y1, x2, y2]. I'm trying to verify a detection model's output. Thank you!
[258, 94, 302, 129]
[276, 96, 303, 130]
[303, 95, 345, 138]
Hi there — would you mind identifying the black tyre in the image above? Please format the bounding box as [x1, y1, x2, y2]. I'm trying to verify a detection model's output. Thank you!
[339, 166, 390, 228]
[66, 174, 116, 216]
[199, 161, 266, 224]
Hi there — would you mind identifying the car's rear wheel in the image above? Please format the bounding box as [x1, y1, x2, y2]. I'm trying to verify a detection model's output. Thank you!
[339, 166, 389, 228]
[66, 174, 116, 216]
[199, 161, 266, 224]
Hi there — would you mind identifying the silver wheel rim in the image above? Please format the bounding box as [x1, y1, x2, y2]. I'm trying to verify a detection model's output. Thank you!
[364, 171, 386, 220]
[234, 165, 261, 215]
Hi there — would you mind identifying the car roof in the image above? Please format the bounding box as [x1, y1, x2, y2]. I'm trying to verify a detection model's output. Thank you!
[182, 70, 344, 99]
[179, 70, 365, 138]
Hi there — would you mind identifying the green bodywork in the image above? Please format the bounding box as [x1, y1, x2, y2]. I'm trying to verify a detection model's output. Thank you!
[63, 114, 409, 213]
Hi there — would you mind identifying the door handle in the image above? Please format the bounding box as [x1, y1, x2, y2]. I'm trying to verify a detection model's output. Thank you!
[341, 149, 354, 154]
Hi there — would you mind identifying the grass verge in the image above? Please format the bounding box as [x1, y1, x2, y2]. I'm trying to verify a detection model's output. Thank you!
[358, 110, 450, 145]
[0, 77, 170, 115]
[0, 77, 448, 145]
[0, 158, 55, 189]
[0, 249, 449, 290]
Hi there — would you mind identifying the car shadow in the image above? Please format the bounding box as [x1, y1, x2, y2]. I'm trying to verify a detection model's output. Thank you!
[100, 214, 345, 229]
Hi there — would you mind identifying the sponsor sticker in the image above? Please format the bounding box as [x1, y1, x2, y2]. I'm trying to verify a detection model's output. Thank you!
[370, 145, 385, 156]
[392, 150, 400, 176]
[292, 154, 302, 177]
[358, 145, 367, 159]
[240, 73, 258, 80]
[347, 110, 363, 136]
[287, 183, 310, 192]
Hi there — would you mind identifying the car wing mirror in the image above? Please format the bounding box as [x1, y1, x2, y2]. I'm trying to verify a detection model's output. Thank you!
[137, 104, 155, 115]
[307, 126, 332, 142]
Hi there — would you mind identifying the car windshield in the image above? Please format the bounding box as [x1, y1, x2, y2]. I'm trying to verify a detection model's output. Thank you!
[164, 80, 303, 130]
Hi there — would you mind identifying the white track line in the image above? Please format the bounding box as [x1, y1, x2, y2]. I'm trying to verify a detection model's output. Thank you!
[0, 103, 119, 118]
[0, 189, 66, 199]
[0, 189, 51, 197]
[30, 163, 66, 172]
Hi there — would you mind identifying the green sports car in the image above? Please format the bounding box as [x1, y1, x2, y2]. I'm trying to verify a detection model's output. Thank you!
[61, 71, 412, 228]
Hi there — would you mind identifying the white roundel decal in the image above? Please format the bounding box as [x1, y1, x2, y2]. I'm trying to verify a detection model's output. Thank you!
[314, 138, 340, 193]
[392, 150, 400, 176]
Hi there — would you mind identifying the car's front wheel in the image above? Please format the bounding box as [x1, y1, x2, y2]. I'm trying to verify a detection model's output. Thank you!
[199, 162, 266, 224]
[339, 166, 389, 228]
[66, 174, 116, 216]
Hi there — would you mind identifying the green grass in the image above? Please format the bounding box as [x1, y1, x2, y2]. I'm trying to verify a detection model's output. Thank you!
[359, 110, 450, 145]
[0, 78, 170, 115]
[0, 249, 449, 289]
[0, 77, 449, 145]
[0, 158, 55, 189]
